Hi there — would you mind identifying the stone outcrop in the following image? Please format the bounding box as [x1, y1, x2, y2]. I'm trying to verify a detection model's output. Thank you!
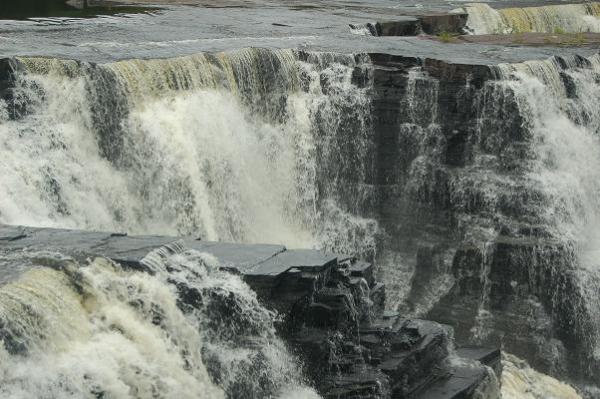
[365, 52, 600, 388]
[374, 13, 468, 37]
[1, 43, 595, 392]
[0, 58, 22, 119]
[0, 224, 500, 398]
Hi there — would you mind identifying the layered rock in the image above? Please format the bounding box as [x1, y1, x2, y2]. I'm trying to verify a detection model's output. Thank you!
[0, 43, 596, 392]
[366, 53, 600, 388]
[374, 13, 468, 37]
[0, 224, 500, 398]
[0, 58, 22, 119]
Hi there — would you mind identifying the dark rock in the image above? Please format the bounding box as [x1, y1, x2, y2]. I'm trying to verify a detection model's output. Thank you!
[349, 260, 375, 286]
[322, 366, 390, 399]
[419, 13, 468, 36]
[416, 363, 492, 399]
[373, 13, 468, 37]
[0, 224, 499, 398]
[0, 58, 24, 119]
[376, 20, 420, 37]
[456, 346, 502, 377]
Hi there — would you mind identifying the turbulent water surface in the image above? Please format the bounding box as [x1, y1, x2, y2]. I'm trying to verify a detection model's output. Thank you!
[2, 1, 600, 398]
[0, 246, 321, 398]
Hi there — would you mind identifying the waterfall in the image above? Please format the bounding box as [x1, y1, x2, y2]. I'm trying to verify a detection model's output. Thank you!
[4, 41, 600, 395]
[364, 50, 600, 387]
[0, 49, 375, 254]
[467, 54, 600, 379]
[0, 47, 378, 398]
[0, 248, 319, 398]
[502, 353, 581, 399]
[462, 3, 600, 34]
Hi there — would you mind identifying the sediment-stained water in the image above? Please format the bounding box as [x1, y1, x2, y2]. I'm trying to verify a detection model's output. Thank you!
[2, 1, 600, 398]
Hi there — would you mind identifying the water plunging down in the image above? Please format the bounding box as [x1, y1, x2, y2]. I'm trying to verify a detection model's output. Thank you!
[4, 43, 600, 396]
[462, 3, 600, 34]
[0, 50, 376, 257]
[0, 247, 320, 398]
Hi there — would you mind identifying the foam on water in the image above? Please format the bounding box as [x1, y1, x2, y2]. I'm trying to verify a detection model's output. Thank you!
[462, 3, 600, 34]
[0, 255, 225, 399]
[502, 353, 581, 399]
[0, 50, 375, 252]
[0, 248, 320, 399]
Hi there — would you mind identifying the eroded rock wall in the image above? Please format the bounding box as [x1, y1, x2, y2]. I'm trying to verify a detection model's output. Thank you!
[368, 53, 600, 387]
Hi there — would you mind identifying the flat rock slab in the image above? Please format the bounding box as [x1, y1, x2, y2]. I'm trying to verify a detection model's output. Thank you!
[456, 346, 502, 376]
[0, 224, 337, 281]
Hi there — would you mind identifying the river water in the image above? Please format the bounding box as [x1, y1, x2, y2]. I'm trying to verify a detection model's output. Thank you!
[2, 1, 600, 398]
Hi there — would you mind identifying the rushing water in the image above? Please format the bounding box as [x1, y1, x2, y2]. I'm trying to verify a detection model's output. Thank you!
[3, 4, 600, 393]
[0, 46, 384, 398]
[0, 50, 375, 256]
[0, 246, 320, 398]
[359, 50, 600, 395]
[5, 47, 600, 394]
[490, 55, 600, 370]
[462, 2, 600, 34]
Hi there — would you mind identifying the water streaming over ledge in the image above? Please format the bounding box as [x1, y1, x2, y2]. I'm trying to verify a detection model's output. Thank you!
[363, 51, 600, 392]
[0, 247, 320, 398]
[0, 49, 375, 257]
[3, 45, 600, 395]
[491, 54, 600, 363]
[462, 2, 600, 34]
[0, 50, 376, 396]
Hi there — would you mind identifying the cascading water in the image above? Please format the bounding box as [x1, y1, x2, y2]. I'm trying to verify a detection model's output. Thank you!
[0, 246, 320, 398]
[488, 55, 600, 376]
[360, 48, 600, 393]
[0, 49, 375, 255]
[0, 49, 379, 397]
[501, 353, 582, 399]
[4, 33, 600, 398]
[462, 3, 600, 34]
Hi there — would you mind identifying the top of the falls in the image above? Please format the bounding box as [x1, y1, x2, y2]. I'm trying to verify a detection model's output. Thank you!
[1, 0, 600, 65]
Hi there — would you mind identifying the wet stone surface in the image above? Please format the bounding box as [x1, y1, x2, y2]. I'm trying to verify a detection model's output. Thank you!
[0, 223, 501, 398]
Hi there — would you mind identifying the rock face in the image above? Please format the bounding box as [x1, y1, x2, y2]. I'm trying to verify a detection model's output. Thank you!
[365, 52, 600, 387]
[0, 58, 22, 119]
[374, 13, 468, 37]
[1, 44, 596, 392]
[0, 224, 500, 398]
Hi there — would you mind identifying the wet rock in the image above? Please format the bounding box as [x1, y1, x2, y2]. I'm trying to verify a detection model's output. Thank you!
[0, 58, 24, 119]
[376, 20, 420, 37]
[456, 346, 502, 377]
[419, 13, 468, 36]
[0, 225, 500, 399]
[373, 13, 468, 36]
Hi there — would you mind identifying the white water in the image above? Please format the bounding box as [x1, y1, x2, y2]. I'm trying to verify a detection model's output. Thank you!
[0, 50, 375, 254]
[0, 249, 320, 399]
[4, 46, 600, 397]
[502, 353, 581, 399]
[494, 56, 600, 245]
[375, 52, 600, 392]
[0, 254, 224, 399]
[488, 55, 600, 380]
[462, 3, 600, 34]
[0, 50, 377, 397]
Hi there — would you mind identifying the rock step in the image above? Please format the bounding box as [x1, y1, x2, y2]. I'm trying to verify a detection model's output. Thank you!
[0, 224, 501, 398]
[373, 13, 468, 37]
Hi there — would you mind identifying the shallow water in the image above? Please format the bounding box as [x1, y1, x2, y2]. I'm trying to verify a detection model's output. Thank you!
[0, 0, 155, 21]
[0, 0, 598, 64]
